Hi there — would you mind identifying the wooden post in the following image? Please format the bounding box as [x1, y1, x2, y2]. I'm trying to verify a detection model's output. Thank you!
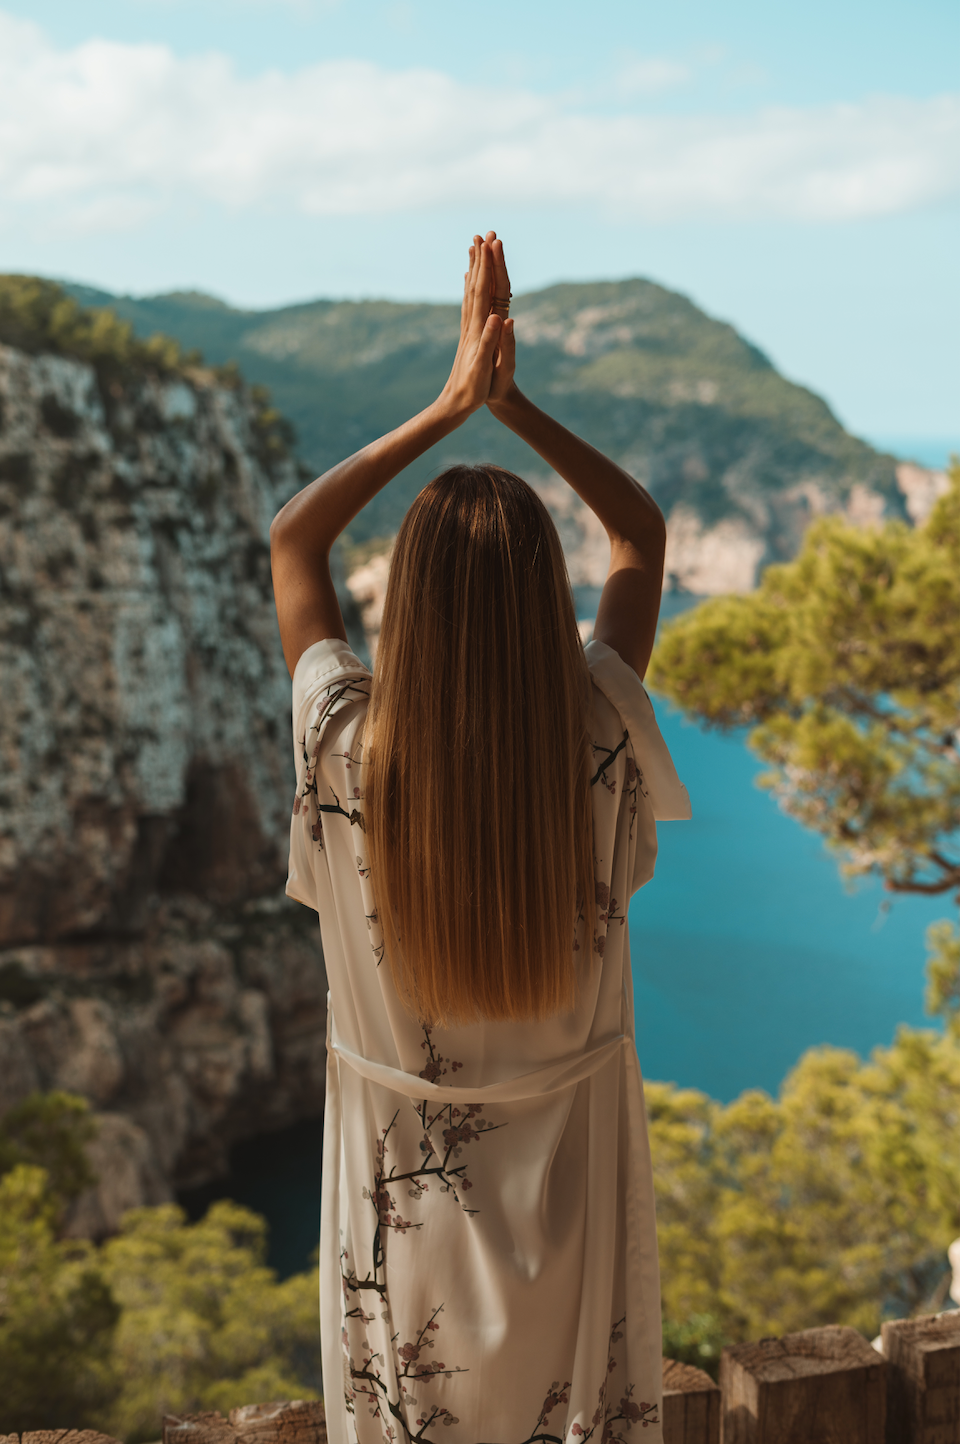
[3, 1434, 122, 1444]
[720, 1325, 885, 1443]
[163, 1402, 326, 1444]
[882, 1309, 960, 1443]
[228, 1403, 327, 1444]
[662, 1357, 721, 1443]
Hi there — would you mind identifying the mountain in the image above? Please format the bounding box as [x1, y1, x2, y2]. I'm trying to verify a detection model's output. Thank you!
[63, 277, 923, 595]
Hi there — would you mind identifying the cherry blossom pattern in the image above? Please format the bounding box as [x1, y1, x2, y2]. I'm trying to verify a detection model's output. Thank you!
[589, 729, 639, 956]
[592, 880, 626, 959]
[340, 1062, 507, 1440]
[345, 1301, 467, 1444]
[417, 1027, 464, 1084]
[567, 1319, 660, 1442]
[294, 675, 371, 850]
[344, 1096, 506, 1341]
[364, 904, 385, 965]
[590, 731, 647, 844]
[411, 1028, 507, 1207]
[460, 1322, 658, 1444]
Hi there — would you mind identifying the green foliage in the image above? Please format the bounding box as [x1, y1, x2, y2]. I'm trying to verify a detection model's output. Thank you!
[0, 1090, 98, 1215]
[0, 1093, 320, 1439]
[0, 274, 195, 379]
[100, 1201, 320, 1442]
[0, 1165, 120, 1431]
[661, 1314, 726, 1381]
[650, 1024, 960, 1345]
[0, 274, 295, 471]
[649, 468, 960, 910]
[926, 921, 960, 1035]
[248, 383, 297, 466]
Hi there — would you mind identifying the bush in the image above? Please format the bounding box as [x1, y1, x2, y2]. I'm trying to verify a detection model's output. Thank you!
[661, 1314, 726, 1381]
[0, 1094, 321, 1440]
[0, 274, 192, 378]
[100, 1202, 320, 1442]
[0, 274, 295, 467]
[650, 1025, 960, 1344]
[0, 1164, 120, 1430]
[0, 1090, 98, 1216]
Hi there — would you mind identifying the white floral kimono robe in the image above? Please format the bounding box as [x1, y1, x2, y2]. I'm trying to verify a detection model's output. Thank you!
[287, 637, 690, 1444]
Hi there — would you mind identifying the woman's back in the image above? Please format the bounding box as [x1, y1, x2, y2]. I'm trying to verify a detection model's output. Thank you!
[287, 633, 688, 1443]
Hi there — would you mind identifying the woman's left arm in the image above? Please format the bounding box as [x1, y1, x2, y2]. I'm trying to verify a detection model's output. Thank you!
[270, 234, 505, 675]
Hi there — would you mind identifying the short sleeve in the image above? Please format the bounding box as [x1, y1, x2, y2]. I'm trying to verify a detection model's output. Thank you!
[287, 638, 373, 910]
[584, 640, 691, 822]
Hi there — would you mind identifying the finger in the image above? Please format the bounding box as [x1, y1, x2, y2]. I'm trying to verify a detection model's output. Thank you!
[471, 240, 493, 330]
[462, 241, 479, 333]
[473, 233, 485, 284]
[460, 261, 472, 331]
[476, 314, 503, 394]
[476, 311, 502, 367]
[493, 316, 515, 377]
[491, 238, 510, 306]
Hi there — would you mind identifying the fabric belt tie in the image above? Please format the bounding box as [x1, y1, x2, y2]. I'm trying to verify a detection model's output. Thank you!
[329, 1032, 626, 1103]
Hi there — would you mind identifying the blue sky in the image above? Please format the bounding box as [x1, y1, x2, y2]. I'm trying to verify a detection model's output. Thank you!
[0, 0, 957, 444]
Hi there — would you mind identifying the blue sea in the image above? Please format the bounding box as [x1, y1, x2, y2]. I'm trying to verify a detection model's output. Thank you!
[865, 437, 958, 470]
[182, 591, 950, 1274]
[631, 694, 946, 1102]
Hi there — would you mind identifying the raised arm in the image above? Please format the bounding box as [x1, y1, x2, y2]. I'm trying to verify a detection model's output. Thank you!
[270, 236, 507, 675]
[485, 240, 665, 680]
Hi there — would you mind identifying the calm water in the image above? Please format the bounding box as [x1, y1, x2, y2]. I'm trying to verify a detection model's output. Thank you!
[864, 436, 958, 469]
[182, 592, 949, 1274]
[631, 699, 946, 1102]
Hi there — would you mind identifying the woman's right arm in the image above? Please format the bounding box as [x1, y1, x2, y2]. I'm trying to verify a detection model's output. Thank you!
[489, 387, 666, 679]
[484, 250, 666, 679]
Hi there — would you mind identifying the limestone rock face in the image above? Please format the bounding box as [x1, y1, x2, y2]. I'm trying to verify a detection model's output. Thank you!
[0, 341, 334, 1221]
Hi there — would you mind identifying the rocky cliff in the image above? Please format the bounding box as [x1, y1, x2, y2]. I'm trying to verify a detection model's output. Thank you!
[0, 300, 355, 1233]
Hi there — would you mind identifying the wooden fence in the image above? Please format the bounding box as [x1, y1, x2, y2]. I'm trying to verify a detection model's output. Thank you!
[2, 1310, 957, 1444]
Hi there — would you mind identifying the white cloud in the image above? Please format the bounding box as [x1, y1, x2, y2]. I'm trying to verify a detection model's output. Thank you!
[614, 56, 693, 97]
[1, 11, 958, 235]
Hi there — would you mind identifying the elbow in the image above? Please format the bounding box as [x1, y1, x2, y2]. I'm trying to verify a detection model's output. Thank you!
[270, 503, 332, 565]
[270, 504, 302, 557]
[627, 494, 667, 553]
[609, 498, 666, 572]
[269, 509, 286, 551]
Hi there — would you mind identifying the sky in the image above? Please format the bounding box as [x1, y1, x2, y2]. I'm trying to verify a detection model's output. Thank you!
[0, 0, 957, 445]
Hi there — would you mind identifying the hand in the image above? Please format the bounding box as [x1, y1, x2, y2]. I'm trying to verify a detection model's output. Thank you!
[487, 232, 516, 406]
[437, 233, 503, 420]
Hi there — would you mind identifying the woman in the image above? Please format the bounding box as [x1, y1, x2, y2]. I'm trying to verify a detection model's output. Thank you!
[271, 232, 690, 1444]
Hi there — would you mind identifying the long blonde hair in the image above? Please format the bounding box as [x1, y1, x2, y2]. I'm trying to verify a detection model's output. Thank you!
[365, 464, 595, 1027]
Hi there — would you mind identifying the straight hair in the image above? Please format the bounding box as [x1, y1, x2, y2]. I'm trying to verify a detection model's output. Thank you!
[364, 464, 596, 1027]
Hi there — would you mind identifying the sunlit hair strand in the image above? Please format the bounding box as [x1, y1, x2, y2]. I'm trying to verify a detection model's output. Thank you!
[364, 464, 595, 1027]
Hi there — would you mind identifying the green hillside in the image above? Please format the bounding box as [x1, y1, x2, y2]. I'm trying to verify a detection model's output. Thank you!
[61, 277, 902, 548]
